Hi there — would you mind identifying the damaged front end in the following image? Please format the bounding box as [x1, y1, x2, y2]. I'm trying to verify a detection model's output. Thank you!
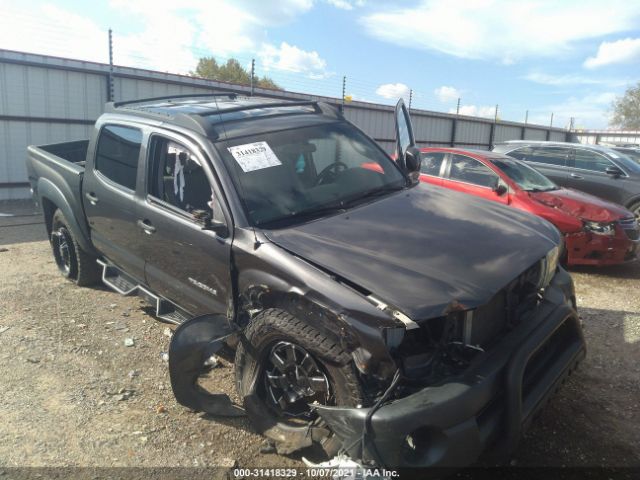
[316, 267, 585, 469]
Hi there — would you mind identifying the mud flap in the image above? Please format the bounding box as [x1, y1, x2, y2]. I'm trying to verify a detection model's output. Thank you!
[169, 314, 245, 417]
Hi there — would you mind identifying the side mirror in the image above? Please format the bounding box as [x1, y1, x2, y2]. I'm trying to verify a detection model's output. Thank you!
[192, 209, 229, 237]
[605, 166, 623, 177]
[493, 180, 508, 196]
[404, 147, 422, 173]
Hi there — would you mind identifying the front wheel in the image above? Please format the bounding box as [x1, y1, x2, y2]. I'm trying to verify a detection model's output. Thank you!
[628, 201, 640, 221]
[50, 209, 100, 286]
[234, 309, 363, 456]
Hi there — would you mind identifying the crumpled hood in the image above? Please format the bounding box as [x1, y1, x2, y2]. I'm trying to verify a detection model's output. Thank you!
[264, 184, 560, 320]
[530, 188, 631, 222]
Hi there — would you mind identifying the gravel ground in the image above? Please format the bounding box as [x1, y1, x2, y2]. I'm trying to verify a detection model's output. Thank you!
[0, 204, 639, 475]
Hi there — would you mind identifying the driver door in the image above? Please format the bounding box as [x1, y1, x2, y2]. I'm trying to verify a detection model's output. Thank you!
[394, 99, 416, 170]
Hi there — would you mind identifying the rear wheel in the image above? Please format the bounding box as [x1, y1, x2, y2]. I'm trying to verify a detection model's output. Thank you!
[51, 209, 100, 286]
[235, 309, 363, 456]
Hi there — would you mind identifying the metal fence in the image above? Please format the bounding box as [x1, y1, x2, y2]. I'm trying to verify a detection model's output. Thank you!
[0, 48, 571, 200]
[574, 130, 640, 146]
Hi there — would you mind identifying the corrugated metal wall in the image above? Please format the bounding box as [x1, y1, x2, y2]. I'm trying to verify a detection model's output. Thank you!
[0, 49, 572, 200]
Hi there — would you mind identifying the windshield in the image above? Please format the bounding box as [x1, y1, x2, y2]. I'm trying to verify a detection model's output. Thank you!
[219, 122, 406, 227]
[490, 156, 558, 192]
[617, 149, 640, 164]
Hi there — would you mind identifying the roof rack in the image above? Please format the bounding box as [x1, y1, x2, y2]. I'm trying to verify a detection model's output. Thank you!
[112, 92, 238, 108]
[202, 100, 320, 116]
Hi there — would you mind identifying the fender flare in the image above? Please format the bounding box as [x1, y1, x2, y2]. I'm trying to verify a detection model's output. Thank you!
[37, 178, 97, 255]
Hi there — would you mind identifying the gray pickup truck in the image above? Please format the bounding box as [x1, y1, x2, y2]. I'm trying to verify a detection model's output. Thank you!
[26, 93, 585, 470]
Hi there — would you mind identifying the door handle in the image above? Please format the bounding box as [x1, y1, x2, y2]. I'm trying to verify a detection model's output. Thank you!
[569, 173, 583, 179]
[137, 219, 156, 234]
[85, 192, 99, 204]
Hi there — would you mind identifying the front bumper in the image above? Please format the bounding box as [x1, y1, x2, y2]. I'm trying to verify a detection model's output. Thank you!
[316, 274, 586, 469]
[566, 229, 639, 266]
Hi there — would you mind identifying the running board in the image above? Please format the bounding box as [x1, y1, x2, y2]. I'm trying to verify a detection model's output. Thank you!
[97, 260, 190, 325]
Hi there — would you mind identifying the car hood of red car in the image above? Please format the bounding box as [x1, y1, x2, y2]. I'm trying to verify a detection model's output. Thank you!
[529, 188, 631, 222]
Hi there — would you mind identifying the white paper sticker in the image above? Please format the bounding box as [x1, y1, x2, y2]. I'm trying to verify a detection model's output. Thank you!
[228, 141, 282, 173]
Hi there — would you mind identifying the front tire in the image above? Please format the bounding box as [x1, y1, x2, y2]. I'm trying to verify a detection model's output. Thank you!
[50, 209, 100, 286]
[628, 200, 640, 221]
[235, 309, 363, 456]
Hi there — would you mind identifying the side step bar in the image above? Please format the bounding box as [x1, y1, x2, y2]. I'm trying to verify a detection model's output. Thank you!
[97, 259, 190, 325]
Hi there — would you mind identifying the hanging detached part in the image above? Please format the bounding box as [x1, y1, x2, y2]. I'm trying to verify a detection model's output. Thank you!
[169, 314, 245, 417]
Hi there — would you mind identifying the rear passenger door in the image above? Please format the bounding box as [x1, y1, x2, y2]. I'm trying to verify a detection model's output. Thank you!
[567, 148, 627, 204]
[83, 124, 146, 281]
[442, 154, 508, 204]
[137, 132, 233, 316]
[418, 151, 446, 186]
[508, 146, 570, 187]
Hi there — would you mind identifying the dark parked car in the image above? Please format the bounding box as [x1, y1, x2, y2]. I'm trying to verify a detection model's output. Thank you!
[25, 94, 585, 470]
[611, 146, 640, 164]
[493, 140, 640, 219]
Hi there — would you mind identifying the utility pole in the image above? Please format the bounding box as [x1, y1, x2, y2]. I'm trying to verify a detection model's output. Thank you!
[341, 76, 346, 112]
[408, 89, 413, 110]
[456, 97, 460, 115]
[524, 110, 528, 125]
[522, 110, 528, 140]
[108, 28, 114, 102]
[494, 104, 499, 122]
[250, 58, 255, 96]
[550, 112, 554, 128]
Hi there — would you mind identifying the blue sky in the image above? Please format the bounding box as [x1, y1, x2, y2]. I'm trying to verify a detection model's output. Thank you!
[1, 0, 639, 128]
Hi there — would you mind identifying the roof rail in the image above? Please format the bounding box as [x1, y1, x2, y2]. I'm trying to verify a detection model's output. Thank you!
[112, 92, 238, 108]
[201, 100, 320, 116]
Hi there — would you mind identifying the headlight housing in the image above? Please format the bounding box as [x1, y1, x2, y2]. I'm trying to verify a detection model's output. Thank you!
[583, 220, 616, 236]
[537, 245, 559, 290]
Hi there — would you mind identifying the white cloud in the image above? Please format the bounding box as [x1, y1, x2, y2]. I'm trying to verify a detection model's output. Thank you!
[360, 0, 640, 64]
[584, 38, 640, 68]
[524, 72, 604, 86]
[450, 104, 497, 118]
[259, 42, 329, 78]
[527, 91, 617, 128]
[434, 86, 460, 103]
[0, 1, 327, 77]
[326, 0, 365, 10]
[375, 83, 410, 100]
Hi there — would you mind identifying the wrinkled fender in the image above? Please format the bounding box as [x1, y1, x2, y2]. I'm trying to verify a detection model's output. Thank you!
[169, 314, 245, 417]
[37, 177, 97, 255]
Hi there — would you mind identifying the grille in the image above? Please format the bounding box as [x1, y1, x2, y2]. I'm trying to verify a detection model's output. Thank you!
[619, 217, 639, 241]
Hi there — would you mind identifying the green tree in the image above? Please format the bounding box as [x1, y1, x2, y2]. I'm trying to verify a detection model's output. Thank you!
[191, 57, 281, 90]
[611, 83, 640, 129]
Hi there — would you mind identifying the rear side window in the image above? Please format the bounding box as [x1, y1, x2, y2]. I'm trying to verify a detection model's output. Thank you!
[420, 152, 445, 176]
[529, 147, 569, 167]
[574, 149, 615, 173]
[448, 154, 497, 188]
[506, 146, 532, 161]
[95, 125, 142, 190]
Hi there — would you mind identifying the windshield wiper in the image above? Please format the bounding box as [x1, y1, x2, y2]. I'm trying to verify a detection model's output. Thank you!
[258, 202, 347, 228]
[342, 184, 405, 207]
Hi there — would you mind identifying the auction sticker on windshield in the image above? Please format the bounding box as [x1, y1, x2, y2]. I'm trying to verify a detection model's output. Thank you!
[228, 141, 282, 172]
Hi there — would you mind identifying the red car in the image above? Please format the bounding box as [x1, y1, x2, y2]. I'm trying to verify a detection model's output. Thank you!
[418, 148, 640, 266]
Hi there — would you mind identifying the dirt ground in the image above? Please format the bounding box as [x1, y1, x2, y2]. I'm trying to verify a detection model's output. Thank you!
[0, 201, 639, 476]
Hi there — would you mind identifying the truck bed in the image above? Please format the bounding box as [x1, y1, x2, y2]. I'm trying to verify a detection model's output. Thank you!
[25, 139, 91, 242]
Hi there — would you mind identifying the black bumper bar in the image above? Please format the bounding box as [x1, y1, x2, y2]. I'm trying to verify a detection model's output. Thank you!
[316, 300, 586, 468]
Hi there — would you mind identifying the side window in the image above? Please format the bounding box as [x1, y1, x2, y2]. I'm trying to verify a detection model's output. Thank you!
[95, 125, 142, 190]
[574, 150, 615, 173]
[448, 154, 498, 188]
[148, 137, 216, 217]
[529, 147, 568, 167]
[507, 146, 533, 161]
[420, 152, 446, 176]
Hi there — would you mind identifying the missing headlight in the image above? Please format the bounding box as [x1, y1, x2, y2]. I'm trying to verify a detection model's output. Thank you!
[583, 220, 616, 236]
